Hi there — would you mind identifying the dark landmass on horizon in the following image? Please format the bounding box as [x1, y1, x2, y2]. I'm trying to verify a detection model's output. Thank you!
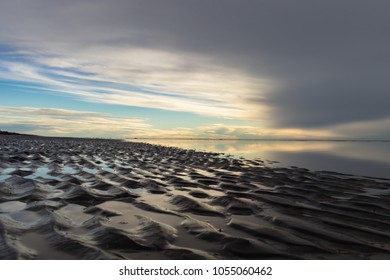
[0, 130, 26, 136]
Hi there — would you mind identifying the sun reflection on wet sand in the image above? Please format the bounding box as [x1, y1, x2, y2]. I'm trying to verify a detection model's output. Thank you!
[129, 139, 390, 178]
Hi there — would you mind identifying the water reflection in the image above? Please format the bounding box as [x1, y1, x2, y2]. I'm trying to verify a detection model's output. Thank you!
[129, 139, 390, 178]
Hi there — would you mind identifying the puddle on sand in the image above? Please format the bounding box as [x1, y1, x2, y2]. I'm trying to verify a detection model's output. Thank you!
[1, 167, 16, 174]
[83, 167, 98, 174]
[97, 201, 183, 231]
[8, 210, 43, 223]
[0, 168, 17, 181]
[63, 166, 78, 174]
[24, 167, 59, 180]
[20, 232, 77, 260]
[102, 167, 115, 173]
[54, 204, 95, 226]
[0, 210, 49, 231]
[0, 201, 27, 213]
[0, 175, 12, 181]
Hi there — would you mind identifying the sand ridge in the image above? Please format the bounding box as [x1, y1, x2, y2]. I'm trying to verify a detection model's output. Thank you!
[0, 135, 389, 259]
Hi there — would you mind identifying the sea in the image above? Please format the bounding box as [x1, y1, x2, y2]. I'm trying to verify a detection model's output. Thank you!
[128, 139, 390, 179]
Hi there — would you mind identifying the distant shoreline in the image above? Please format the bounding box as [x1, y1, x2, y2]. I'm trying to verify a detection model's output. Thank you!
[1, 131, 389, 142]
[129, 137, 390, 142]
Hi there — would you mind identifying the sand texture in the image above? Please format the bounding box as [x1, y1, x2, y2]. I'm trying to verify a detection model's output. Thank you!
[0, 136, 389, 259]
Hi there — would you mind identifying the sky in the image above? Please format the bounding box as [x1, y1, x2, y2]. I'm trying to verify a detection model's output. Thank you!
[0, 0, 389, 139]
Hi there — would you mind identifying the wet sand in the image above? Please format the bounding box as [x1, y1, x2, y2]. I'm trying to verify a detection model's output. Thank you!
[0, 135, 390, 259]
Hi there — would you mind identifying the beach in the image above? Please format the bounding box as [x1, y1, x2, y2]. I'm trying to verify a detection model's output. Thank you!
[1, 135, 390, 260]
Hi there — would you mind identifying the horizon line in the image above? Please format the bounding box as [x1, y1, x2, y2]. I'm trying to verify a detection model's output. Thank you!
[128, 137, 390, 142]
[1, 130, 389, 142]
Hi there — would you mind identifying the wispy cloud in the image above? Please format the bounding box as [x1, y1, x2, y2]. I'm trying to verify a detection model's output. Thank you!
[0, 107, 149, 137]
[1, 46, 269, 119]
[195, 123, 337, 139]
[0, 106, 334, 139]
[3, 106, 390, 140]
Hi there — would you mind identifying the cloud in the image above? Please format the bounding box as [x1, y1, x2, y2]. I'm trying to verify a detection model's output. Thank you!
[0, 106, 335, 139]
[0, 107, 149, 137]
[2, 106, 389, 140]
[1, 0, 390, 138]
[195, 124, 336, 139]
[330, 117, 390, 140]
[0, 46, 267, 119]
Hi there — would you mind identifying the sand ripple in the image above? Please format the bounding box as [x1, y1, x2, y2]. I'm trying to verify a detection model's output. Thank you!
[0, 135, 389, 259]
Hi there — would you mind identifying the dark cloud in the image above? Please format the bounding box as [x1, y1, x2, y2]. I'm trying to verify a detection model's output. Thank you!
[264, 72, 390, 128]
[1, 0, 390, 130]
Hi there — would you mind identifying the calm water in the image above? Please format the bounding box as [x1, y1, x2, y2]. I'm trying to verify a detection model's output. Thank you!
[129, 139, 390, 179]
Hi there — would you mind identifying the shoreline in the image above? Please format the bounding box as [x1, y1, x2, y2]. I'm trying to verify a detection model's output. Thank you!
[1, 135, 390, 260]
[129, 137, 390, 142]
